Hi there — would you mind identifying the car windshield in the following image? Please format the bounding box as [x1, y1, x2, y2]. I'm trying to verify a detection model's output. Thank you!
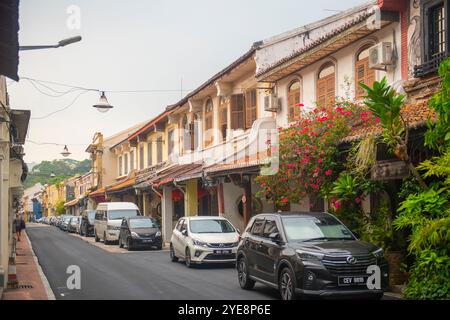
[108, 210, 139, 220]
[189, 219, 235, 234]
[281, 216, 354, 242]
[130, 219, 156, 228]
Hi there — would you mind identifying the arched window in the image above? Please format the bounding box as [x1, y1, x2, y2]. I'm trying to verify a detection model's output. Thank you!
[204, 98, 214, 147]
[355, 46, 376, 99]
[316, 63, 335, 107]
[287, 80, 301, 121]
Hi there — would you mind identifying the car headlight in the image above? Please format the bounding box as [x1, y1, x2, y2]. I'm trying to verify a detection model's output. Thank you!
[155, 231, 162, 237]
[131, 232, 139, 238]
[372, 248, 384, 259]
[193, 239, 208, 247]
[296, 250, 324, 261]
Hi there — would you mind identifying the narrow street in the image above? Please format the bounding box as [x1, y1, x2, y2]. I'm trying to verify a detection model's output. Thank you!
[26, 225, 277, 300]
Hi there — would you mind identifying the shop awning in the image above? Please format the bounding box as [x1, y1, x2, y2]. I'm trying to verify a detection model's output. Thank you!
[64, 198, 79, 208]
[205, 152, 271, 176]
[173, 165, 204, 183]
[106, 176, 136, 194]
[89, 187, 105, 197]
[151, 163, 203, 188]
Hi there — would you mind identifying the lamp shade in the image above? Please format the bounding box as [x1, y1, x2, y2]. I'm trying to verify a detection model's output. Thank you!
[93, 92, 113, 113]
[61, 145, 71, 157]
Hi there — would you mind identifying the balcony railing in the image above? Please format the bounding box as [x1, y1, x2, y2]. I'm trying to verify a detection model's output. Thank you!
[414, 51, 450, 78]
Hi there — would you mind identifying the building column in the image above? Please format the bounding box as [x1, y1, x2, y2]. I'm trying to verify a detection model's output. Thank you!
[217, 182, 225, 216]
[242, 178, 252, 227]
[161, 186, 173, 244]
[185, 179, 198, 217]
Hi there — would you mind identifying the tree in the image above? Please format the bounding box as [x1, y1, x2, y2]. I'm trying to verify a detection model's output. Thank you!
[55, 200, 66, 216]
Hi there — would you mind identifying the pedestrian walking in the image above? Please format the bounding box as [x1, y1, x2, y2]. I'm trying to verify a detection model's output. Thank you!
[15, 215, 25, 242]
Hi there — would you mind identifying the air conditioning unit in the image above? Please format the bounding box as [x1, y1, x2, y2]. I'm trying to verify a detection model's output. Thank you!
[369, 42, 393, 70]
[264, 94, 281, 112]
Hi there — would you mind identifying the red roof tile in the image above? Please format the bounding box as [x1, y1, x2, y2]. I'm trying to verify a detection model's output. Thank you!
[343, 101, 436, 142]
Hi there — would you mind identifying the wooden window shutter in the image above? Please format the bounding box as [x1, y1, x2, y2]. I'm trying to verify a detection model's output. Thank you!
[355, 57, 375, 99]
[316, 78, 327, 107]
[245, 90, 257, 129]
[231, 94, 245, 130]
[325, 74, 335, 107]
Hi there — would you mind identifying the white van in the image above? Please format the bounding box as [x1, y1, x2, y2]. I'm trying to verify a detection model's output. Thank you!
[94, 202, 141, 244]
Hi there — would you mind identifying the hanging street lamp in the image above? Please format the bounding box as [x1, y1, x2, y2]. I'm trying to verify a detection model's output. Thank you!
[61, 145, 71, 157]
[93, 91, 114, 113]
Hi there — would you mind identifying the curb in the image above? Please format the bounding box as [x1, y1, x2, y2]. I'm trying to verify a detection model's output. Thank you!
[24, 231, 56, 300]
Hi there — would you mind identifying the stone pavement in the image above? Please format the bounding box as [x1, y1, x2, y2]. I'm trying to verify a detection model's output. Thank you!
[1, 228, 54, 300]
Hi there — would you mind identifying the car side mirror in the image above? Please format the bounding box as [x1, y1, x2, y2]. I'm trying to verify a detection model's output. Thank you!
[181, 229, 188, 237]
[269, 232, 282, 243]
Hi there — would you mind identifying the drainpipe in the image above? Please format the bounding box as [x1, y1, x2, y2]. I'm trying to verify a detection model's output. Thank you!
[151, 185, 163, 198]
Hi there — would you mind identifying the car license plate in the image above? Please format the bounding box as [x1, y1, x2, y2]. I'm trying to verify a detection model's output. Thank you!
[213, 250, 231, 255]
[142, 239, 152, 243]
[338, 276, 368, 286]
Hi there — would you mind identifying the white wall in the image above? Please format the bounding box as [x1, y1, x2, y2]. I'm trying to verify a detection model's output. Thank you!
[273, 23, 402, 127]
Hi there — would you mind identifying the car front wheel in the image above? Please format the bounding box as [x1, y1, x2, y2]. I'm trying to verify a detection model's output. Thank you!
[127, 237, 133, 251]
[237, 256, 255, 290]
[279, 267, 297, 300]
[185, 248, 193, 268]
[94, 231, 99, 242]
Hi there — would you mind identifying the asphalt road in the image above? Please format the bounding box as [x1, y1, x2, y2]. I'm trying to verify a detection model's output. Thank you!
[26, 225, 278, 300]
[27, 224, 400, 300]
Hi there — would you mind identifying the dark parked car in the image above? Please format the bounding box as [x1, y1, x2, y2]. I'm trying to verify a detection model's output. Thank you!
[236, 212, 388, 300]
[80, 210, 95, 237]
[118, 216, 162, 251]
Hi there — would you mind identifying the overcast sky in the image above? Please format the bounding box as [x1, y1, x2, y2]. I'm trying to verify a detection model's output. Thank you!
[8, 0, 366, 164]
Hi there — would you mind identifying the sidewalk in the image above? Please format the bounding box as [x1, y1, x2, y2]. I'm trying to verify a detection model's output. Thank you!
[1, 229, 53, 300]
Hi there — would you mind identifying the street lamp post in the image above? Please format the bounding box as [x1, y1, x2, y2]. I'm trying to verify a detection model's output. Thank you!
[19, 36, 82, 51]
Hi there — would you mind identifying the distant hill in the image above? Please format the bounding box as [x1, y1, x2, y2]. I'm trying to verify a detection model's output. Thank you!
[24, 159, 91, 188]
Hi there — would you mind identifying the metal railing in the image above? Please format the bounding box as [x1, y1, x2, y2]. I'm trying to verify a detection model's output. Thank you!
[414, 51, 450, 78]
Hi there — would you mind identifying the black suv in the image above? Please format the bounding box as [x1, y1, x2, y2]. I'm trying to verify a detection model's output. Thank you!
[118, 216, 163, 251]
[236, 212, 388, 300]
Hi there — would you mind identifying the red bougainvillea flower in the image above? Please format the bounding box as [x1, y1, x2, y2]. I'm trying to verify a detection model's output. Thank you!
[300, 127, 309, 135]
[288, 163, 294, 169]
[325, 169, 333, 176]
[334, 201, 341, 210]
[375, 117, 381, 123]
[281, 197, 289, 203]
[318, 158, 323, 164]
[355, 197, 362, 204]
[295, 103, 304, 107]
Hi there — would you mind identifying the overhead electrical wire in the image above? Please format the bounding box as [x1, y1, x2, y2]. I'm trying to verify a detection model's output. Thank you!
[26, 139, 86, 146]
[20, 76, 192, 94]
[30, 90, 89, 120]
